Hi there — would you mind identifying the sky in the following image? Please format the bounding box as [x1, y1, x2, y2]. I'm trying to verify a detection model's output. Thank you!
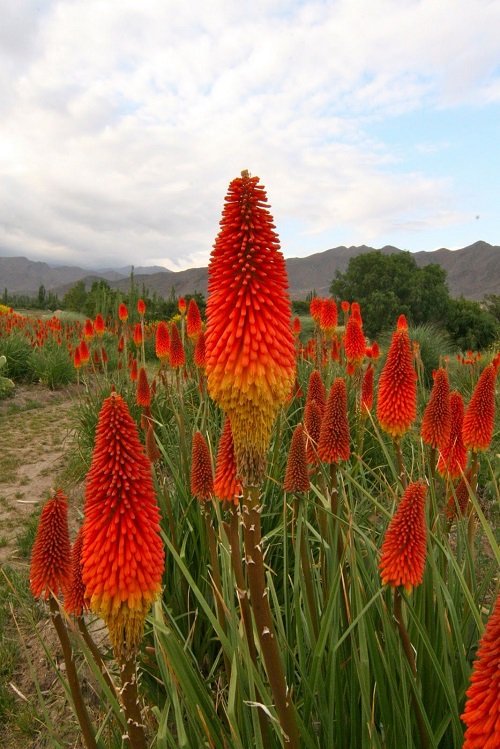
[0, 0, 499, 272]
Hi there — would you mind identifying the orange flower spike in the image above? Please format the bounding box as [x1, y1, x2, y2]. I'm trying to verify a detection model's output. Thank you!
[94, 313, 105, 336]
[129, 358, 138, 383]
[318, 378, 350, 463]
[379, 482, 427, 593]
[361, 363, 375, 414]
[81, 393, 164, 658]
[376, 315, 417, 437]
[133, 323, 143, 347]
[186, 298, 202, 339]
[306, 369, 326, 415]
[73, 347, 82, 370]
[344, 315, 366, 365]
[341, 300, 350, 314]
[350, 301, 363, 326]
[169, 323, 186, 367]
[292, 316, 301, 336]
[136, 366, 151, 408]
[137, 298, 146, 316]
[190, 432, 214, 501]
[319, 298, 338, 336]
[79, 340, 90, 365]
[194, 330, 206, 368]
[178, 297, 186, 314]
[284, 424, 310, 493]
[205, 172, 296, 485]
[155, 321, 170, 361]
[304, 401, 322, 466]
[461, 592, 500, 748]
[30, 489, 72, 601]
[64, 527, 88, 617]
[118, 303, 128, 322]
[462, 363, 497, 452]
[83, 319, 94, 340]
[309, 297, 323, 324]
[421, 367, 451, 449]
[437, 391, 467, 478]
[214, 419, 241, 504]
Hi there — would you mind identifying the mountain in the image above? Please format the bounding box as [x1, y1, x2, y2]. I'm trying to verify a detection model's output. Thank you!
[1, 242, 498, 301]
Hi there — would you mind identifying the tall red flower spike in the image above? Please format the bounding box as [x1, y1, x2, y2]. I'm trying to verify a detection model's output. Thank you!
[319, 298, 338, 336]
[437, 391, 467, 478]
[94, 313, 105, 336]
[186, 298, 202, 339]
[79, 339, 90, 365]
[205, 172, 296, 485]
[136, 366, 151, 408]
[30, 489, 72, 601]
[73, 347, 82, 370]
[379, 482, 427, 593]
[129, 357, 138, 383]
[82, 393, 164, 658]
[133, 323, 143, 346]
[461, 592, 500, 748]
[309, 297, 323, 323]
[83, 319, 94, 340]
[344, 315, 366, 365]
[214, 419, 241, 504]
[421, 368, 451, 449]
[376, 315, 417, 437]
[318, 378, 350, 463]
[155, 321, 170, 361]
[306, 369, 326, 415]
[64, 527, 88, 617]
[304, 400, 322, 466]
[283, 424, 310, 493]
[462, 363, 497, 452]
[361, 363, 374, 414]
[178, 297, 186, 314]
[169, 323, 185, 367]
[190, 432, 214, 501]
[194, 330, 206, 368]
[118, 303, 128, 322]
[137, 298, 146, 316]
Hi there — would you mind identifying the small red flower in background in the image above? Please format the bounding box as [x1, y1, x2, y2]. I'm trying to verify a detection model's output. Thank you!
[30, 489, 71, 600]
[304, 400, 322, 466]
[309, 297, 323, 323]
[73, 347, 82, 370]
[186, 298, 202, 339]
[64, 527, 88, 617]
[178, 297, 186, 314]
[83, 319, 94, 340]
[421, 368, 451, 450]
[133, 323, 143, 347]
[190, 432, 214, 501]
[319, 298, 338, 336]
[376, 315, 417, 438]
[379, 482, 427, 593]
[283, 424, 310, 493]
[344, 316, 366, 366]
[137, 298, 146, 316]
[306, 370, 326, 415]
[93, 313, 105, 336]
[331, 336, 340, 362]
[136, 366, 151, 408]
[194, 330, 206, 368]
[361, 364, 374, 414]
[341, 300, 350, 314]
[129, 358, 138, 382]
[462, 363, 497, 452]
[461, 592, 500, 748]
[318, 378, 350, 463]
[118, 334, 125, 353]
[155, 321, 170, 361]
[292, 316, 301, 336]
[118, 303, 128, 322]
[169, 323, 186, 367]
[214, 419, 241, 504]
[79, 340, 90, 365]
[437, 391, 467, 478]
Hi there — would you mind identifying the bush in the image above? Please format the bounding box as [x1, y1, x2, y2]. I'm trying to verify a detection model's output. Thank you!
[0, 334, 34, 382]
[28, 343, 75, 389]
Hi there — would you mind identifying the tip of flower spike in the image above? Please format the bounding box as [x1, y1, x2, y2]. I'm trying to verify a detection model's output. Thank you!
[241, 169, 251, 178]
[397, 314, 408, 331]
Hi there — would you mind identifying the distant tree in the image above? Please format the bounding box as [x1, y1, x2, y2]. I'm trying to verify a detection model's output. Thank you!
[63, 280, 88, 313]
[445, 297, 498, 351]
[38, 284, 46, 308]
[482, 294, 500, 324]
[330, 251, 450, 338]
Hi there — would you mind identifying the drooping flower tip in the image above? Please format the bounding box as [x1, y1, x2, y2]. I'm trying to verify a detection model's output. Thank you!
[190, 431, 214, 501]
[30, 489, 72, 601]
[283, 424, 310, 493]
[461, 592, 500, 748]
[379, 482, 427, 592]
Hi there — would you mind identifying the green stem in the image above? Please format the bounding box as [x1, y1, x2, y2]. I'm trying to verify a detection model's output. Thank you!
[297, 501, 319, 640]
[203, 505, 231, 682]
[393, 437, 407, 490]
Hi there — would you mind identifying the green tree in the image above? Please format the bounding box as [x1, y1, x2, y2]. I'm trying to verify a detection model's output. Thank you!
[330, 251, 450, 338]
[37, 284, 46, 308]
[62, 280, 88, 312]
[483, 294, 500, 324]
[445, 297, 498, 351]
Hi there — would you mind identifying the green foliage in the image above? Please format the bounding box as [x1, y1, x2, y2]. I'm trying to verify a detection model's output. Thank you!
[62, 279, 88, 312]
[379, 322, 453, 387]
[330, 251, 450, 337]
[0, 334, 34, 382]
[446, 297, 499, 350]
[28, 342, 76, 389]
[0, 355, 15, 400]
[482, 293, 500, 323]
[292, 299, 309, 315]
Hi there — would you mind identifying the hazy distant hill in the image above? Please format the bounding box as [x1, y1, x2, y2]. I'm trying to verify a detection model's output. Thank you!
[1, 241, 498, 301]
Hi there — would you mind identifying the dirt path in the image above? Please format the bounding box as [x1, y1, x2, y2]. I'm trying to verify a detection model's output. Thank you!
[0, 384, 78, 566]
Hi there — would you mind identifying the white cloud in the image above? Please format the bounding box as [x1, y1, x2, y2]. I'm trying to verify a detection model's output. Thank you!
[0, 0, 498, 270]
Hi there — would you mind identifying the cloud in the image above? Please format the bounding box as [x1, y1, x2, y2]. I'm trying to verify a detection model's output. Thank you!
[0, 0, 498, 270]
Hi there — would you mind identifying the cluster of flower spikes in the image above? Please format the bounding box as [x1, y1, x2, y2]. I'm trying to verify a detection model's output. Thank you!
[81, 392, 165, 658]
[376, 315, 417, 438]
[30, 489, 72, 601]
[379, 482, 427, 593]
[461, 591, 500, 748]
[205, 172, 296, 486]
[420, 367, 451, 450]
[213, 418, 241, 504]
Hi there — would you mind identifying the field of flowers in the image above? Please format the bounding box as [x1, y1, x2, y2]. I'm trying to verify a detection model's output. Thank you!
[0, 173, 498, 749]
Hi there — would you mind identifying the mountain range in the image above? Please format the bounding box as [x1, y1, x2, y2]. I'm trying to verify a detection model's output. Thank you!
[0, 241, 498, 301]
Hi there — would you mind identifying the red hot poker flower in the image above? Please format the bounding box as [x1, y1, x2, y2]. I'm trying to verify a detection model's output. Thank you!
[344, 315, 366, 366]
[318, 378, 350, 463]
[129, 358, 138, 382]
[304, 400, 322, 466]
[205, 172, 296, 486]
[94, 313, 105, 336]
[30, 489, 72, 600]
[319, 298, 338, 336]
[133, 323, 143, 347]
[306, 370, 326, 415]
[461, 592, 500, 748]
[136, 366, 151, 408]
[309, 297, 323, 323]
[178, 297, 187, 314]
[118, 303, 128, 322]
[292, 316, 301, 336]
[376, 315, 417, 437]
[214, 419, 241, 504]
[186, 298, 203, 339]
[64, 527, 88, 617]
[169, 323, 186, 367]
[437, 391, 467, 478]
[421, 368, 451, 450]
[379, 482, 427, 593]
[462, 363, 497, 452]
[361, 363, 374, 414]
[137, 298, 146, 316]
[73, 347, 82, 370]
[79, 340, 90, 365]
[155, 321, 170, 361]
[194, 330, 206, 368]
[190, 432, 214, 501]
[83, 319, 94, 340]
[283, 424, 310, 493]
[82, 393, 164, 657]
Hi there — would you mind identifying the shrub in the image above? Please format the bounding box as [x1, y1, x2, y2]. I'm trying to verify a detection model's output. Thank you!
[28, 343, 75, 389]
